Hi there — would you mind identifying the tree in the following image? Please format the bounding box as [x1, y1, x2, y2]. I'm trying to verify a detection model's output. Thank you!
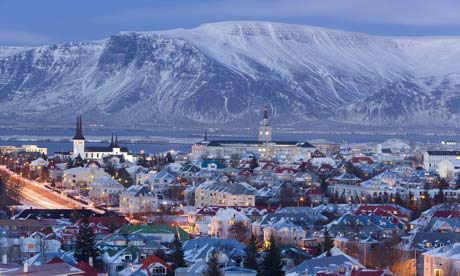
[204, 249, 223, 276]
[259, 235, 284, 276]
[228, 221, 250, 242]
[249, 156, 259, 171]
[118, 168, 132, 188]
[74, 216, 95, 262]
[172, 233, 186, 269]
[323, 228, 334, 257]
[435, 188, 446, 204]
[245, 234, 258, 270]
[166, 152, 175, 164]
[320, 179, 328, 195]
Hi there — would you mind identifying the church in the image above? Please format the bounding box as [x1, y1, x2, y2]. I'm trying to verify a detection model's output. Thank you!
[72, 115, 135, 162]
[192, 105, 316, 161]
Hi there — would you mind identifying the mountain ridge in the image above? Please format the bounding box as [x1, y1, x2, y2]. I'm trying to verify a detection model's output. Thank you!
[1, 21, 460, 128]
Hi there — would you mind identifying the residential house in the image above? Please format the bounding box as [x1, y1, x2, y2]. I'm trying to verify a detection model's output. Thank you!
[209, 208, 251, 239]
[423, 242, 460, 276]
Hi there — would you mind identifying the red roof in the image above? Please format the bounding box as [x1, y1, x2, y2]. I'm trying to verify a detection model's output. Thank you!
[318, 164, 333, 172]
[355, 205, 410, 219]
[274, 167, 297, 174]
[351, 157, 374, 165]
[47, 257, 64, 264]
[433, 210, 460, 218]
[140, 255, 172, 271]
[195, 206, 220, 216]
[39, 226, 55, 236]
[350, 268, 386, 276]
[306, 187, 324, 195]
[238, 169, 255, 176]
[75, 261, 102, 276]
[316, 272, 338, 276]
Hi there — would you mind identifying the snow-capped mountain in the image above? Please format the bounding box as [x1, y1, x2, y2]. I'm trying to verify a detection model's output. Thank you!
[1, 21, 460, 128]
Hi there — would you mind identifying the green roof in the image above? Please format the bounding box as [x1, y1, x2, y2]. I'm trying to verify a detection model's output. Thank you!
[119, 224, 189, 241]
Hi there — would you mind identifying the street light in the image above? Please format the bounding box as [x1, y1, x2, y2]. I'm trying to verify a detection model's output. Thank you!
[162, 201, 167, 216]
[298, 197, 304, 207]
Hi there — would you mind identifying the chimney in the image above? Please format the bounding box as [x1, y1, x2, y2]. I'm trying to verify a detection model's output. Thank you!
[88, 256, 93, 267]
[23, 261, 29, 273]
[1, 253, 6, 265]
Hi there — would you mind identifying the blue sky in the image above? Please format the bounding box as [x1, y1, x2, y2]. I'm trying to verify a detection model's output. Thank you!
[1, 0, 460, 45]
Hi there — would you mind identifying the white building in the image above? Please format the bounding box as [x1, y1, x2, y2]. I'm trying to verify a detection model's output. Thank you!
[209, 208, 251, 239]
[423, 242, 460, 276]
[328, 171, 403, 200]
[119, 185, 159, 216]
[194, 181, 256, 207]
[62, 166, 110, 191]
[424, 150, 460, 173]
[72, 115, 135, 162]
[191, 106, 315, 160]
[262, 218, 306, 247]
[88, 175, 125, 206]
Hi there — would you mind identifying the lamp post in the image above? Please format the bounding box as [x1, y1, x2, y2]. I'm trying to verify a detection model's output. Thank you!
[298, 197, 304, 207]
[162, 201, 167, 216]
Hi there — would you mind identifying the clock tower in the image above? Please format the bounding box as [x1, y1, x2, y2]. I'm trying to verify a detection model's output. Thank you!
[258, 104, 272, 143]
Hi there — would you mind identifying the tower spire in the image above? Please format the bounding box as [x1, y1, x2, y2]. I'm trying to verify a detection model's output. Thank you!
[204, 131, 208, 141]
[110, 133, 114, 147]
[115, 134, 119, 147]
[263, 104, 268, 119]
[73, 115, 85, 140]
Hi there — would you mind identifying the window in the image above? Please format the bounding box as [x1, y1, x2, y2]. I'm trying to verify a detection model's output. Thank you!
[152, 265, 166, 274]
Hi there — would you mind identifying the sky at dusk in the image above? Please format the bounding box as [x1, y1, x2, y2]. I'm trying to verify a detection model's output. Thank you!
[2, 0, 460, 46]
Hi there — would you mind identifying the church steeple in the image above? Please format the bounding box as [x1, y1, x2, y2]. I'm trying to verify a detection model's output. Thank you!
[114, 134, 119, 148]
[258, 104, 272, 143]
[263, 104, 268, 120]
[73, 115, 85, 140]
[73, 115, 85, 158]
[110, 133, 114, 147]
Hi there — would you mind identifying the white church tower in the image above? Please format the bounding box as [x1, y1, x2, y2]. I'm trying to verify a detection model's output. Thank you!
[258, 104, 272, 143]
[73, 115, 85, 157]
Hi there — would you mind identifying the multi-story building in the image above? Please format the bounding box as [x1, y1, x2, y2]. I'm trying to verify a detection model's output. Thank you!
[423, 243, 460, 276]
[209, 208, 251, 238]
[194, 181, 256, 207]
[62, 166, 110, 191]
[119, 185, 158, 217]
[88, 175, 124, 206]
[424, 150, 460, 173]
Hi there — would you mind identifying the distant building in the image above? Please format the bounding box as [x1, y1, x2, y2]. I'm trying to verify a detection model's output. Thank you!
[72, 115, 135, 162]
[192, 105, 315, 160]
[0, 144, 47, 155]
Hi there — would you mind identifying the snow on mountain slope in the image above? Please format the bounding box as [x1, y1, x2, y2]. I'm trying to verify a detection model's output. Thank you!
[337, 73, 460, 126]
[1, 21, 460, 127]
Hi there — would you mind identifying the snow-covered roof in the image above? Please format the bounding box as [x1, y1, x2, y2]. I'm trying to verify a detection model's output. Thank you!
[196, 181, 256, 195]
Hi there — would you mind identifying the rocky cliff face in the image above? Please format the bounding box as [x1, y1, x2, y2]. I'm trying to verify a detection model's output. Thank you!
[0, 21, 459, 128]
